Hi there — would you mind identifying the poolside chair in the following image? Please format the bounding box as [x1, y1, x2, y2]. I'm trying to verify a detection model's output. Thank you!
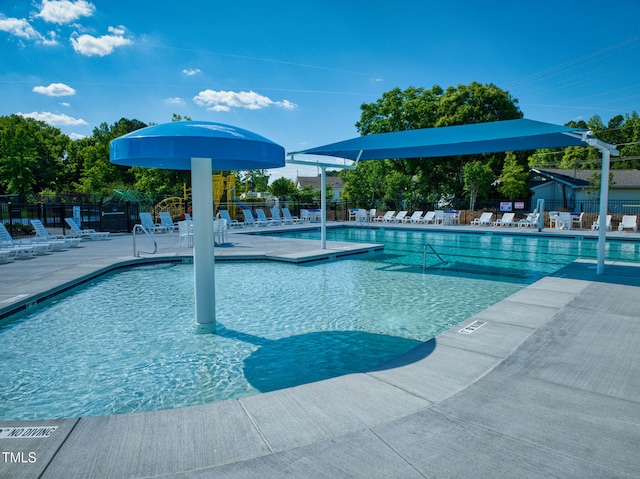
[374, 211, 395, 222]
[270, 207, 284, 225]
[618, 215, 638, 232]
[158, 212, 179, 232]
[242, 209, 260, 227]
[0, 223, 48, 256]
[300, 209, 311, 223]
[255, 208, 276, 226]
[571, 212, 585, 229]
[31, 219, 82, 249]
[495, 212, 515, 227]
[214, 219, 229, 245]
[420, 211, 436, 224]
[556, 212, 573, 230]
[65, 218, 110, 240]
[447, 210, 460, 225]
[517, 212, 539, 228]
[405, 211, 424, 223]
[177, 220, 193, 247]
[140, 212, 168, 233]
[348, 209, 359, 221]
[590, 214, 612, 231]
[390, 211, 408, 223]
[0, 247, 20, 262]
[471, 212, 494, 226]
[218, 209, 244, 228]
[281, 207, 303, 224]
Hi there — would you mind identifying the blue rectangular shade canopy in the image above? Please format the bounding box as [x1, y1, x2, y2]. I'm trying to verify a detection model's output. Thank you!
[299, 119, 587, 160]
[110, 121, 285, 170]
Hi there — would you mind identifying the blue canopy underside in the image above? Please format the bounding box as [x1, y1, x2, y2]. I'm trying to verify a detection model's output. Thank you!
[110, 121, 285, 170]
[299, 119, 588, 160]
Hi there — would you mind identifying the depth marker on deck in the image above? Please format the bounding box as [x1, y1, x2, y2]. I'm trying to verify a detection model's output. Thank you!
[459, 320, 487, 334]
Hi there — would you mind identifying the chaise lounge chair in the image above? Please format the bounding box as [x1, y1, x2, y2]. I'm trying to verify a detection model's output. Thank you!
[517, 212, 539, 228]
[139, 212, 168, 233]
[374, 211, 395, 222]
[256, 208, 277, 226]
[405, 211, 424, 223]
[471, 212, 494, 226]
[65, 218, 110, 240]
[0, 223, 47, 256]
[420, 211, 436, 224]
[494, 212, 515, 227]
[281, 208, 303, 224]
[590, 214, 612, 231]
[31, 219, 82, 249]
[618, 215, 638, 232]
[218, 209, 244, 228]
[158, 212, 179, 232]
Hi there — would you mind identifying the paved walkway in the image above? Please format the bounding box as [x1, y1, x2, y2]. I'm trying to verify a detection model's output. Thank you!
[1, 224, 639, 478]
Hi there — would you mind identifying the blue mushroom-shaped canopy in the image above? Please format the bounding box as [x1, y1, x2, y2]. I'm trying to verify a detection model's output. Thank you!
[110, 121, 285, 170]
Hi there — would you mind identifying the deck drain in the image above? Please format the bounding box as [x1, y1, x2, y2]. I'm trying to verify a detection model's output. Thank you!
[459, 320, 487, 334]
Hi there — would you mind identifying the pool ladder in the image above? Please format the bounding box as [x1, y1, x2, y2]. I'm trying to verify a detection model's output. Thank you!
[132, 224, 157, 257]
[422, 243, 446, 269]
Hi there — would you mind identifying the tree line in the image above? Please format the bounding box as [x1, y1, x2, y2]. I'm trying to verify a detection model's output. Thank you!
[1, 83, 639, 208]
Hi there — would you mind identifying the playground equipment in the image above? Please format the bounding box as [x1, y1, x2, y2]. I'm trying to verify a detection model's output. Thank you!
[152, 173, 238, 220]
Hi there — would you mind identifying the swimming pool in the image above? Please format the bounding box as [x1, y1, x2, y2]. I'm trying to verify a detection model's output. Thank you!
[2, 228, 637, 420]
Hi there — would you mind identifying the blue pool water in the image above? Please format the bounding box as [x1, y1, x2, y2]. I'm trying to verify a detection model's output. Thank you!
[2, 229, 638, 420]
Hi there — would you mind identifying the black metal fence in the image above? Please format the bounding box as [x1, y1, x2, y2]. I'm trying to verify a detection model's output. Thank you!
[3, 198, 640, 238]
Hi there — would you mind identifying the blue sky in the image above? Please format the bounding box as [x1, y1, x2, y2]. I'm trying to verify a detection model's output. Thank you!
[2, 0, 640, 181]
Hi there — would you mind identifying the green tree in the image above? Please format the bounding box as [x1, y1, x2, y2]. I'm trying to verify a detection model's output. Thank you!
[353, 83, 522, 202]
[341, 160, 388, 207]
[462, 160, 494, 210]
[268, 177, 296, 200]
[498, 152, 530, 199]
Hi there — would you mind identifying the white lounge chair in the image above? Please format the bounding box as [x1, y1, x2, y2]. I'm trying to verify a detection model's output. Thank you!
[390, 211, 408, 223]
[65, 218, 110, 240]
[495, 212, 515, 227]
[218, 209, 244, 228]
[281, 208, 303, 224]
[374, 211, 395, 222]
[420, 211, 436, 224]
[405, 211, 423, 223]
[618, 215, 637, 232]
[471, 212, 494, 226]
[158, 212, 179, 232]
[518, 212, 539, 228]
[591, 214, 612, 231]
[140, 212, 168, 233]
[31, 219, 81, 249]
[0, 223, 46, 256]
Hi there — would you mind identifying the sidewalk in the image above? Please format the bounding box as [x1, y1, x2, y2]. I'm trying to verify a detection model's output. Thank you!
[1, 225, 639, 478]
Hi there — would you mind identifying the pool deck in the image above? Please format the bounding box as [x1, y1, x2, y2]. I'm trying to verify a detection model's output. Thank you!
[1, 223, 639, 478]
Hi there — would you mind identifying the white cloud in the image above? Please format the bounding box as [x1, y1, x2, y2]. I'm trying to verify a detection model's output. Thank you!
[182, 68, 201, 76]
[60, 102, 71, 107]
[193, 89, 297, 112]
[0, 15, 41, 40]
[165, 97, 184, 105]
[69, 132, 86, 140]
[35, 0, 95, 25]
[18, 111, 88, 126]
[70, 27, 131, 56]
[33, 82, 76, 96]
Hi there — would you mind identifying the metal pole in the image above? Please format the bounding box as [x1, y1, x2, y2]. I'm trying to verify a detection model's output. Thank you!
[191, 157, 216, 331]
[597, 149, 611, 275]
[321, 166, 327, 250]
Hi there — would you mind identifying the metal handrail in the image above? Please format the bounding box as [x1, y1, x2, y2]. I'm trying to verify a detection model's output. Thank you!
[423, 243, 446, 269]
[132, 223, 157, 257]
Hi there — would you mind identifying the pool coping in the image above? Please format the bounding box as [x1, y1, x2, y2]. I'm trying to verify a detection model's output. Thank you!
[1, 225, 640, 478]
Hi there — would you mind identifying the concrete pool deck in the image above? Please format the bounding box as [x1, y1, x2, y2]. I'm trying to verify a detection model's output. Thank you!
[1, 223, 639, 478]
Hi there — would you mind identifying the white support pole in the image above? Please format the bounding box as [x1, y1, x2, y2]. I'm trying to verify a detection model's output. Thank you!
[321, 166, 327, 250]
[191, 157, 216, 331]
[597, 149, 611, 275]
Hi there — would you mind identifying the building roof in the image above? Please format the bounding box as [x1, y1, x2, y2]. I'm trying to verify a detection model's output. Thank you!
[296, 176, 344, 189]
[532, 168, 640, 189]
